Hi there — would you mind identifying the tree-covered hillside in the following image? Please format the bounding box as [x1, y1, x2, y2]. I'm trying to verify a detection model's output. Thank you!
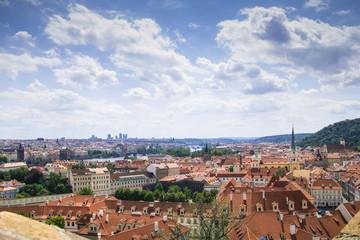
[253, 133, 312, 143]
[297, 118, 360, 149]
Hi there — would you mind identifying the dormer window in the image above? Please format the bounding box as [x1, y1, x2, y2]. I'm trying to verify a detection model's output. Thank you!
[155, 207, 161, 216]
[67, 212, 72, 218]
[180, 208, 185, 216]
[288, 200, 295, 211]
[168, 208, 173, 216]
[193, 210, 197, 217]
[272, 202, 279, 212]
[30, 211, 35, 219]
[48, 211, 53, 218]
[256, 203, 263, 212]
[83, 200, 87, 206]
[131, 206, 136, 213]
[119, 206, 124, 213]
[76, 212, 81, 219]
[301, 200, 308, 209]
[89, 224, 98, 233]
[143, 207, 148, 215]
[57, 211, 62, 217]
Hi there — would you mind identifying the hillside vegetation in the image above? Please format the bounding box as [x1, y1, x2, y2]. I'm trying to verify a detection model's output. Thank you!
[297, 118, 360, 149]
[253, 133, 312, 143]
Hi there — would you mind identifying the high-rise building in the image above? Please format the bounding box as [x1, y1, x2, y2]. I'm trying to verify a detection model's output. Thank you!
[107, 134, 111, 140]
[119, 133, 122, 139]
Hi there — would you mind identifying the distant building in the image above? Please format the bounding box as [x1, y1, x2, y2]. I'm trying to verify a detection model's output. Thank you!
[16, 144, 24, 162]
[110, 172, 155, 190]
[202, 144, 211, 162]
[68, 167, 111, 193]
[0, 162, 27, 172]
[310, 178, 343, 208]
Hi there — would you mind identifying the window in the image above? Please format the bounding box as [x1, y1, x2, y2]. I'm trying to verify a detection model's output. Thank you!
[288, 200, 295, 211]
[272, 202, 279, 212]
[302, 200, 308, 209]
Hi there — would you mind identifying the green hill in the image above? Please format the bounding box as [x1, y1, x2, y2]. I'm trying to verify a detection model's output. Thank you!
[297, 118, 360, 149]
[253, 133, 312, 143]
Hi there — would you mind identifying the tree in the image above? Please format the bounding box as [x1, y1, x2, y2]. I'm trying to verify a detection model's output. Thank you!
[9, 166, 28, 182]
[115, 188, 124, 199]
[183, 187, 191, 200]
[24, 169, 44, 184]
[0, 155, 9, 164]
[144, 192, 155, 202]
[276, 169, 286, 177]
[168, 185, 181, 193]
[37, 188, 50, 196]
[131, 188, 141, 201]
[46, 216, 65, 229]
[229, 166, 234, 172]
[77, 187, 94, 195]
[72, 164, 85, 169]
[155, 182, 164, 192]
[106, 163, 115, 169]
[19, 184, 45, 196]
[193, 201, 237, 240]
[122, 188, 132, 200]
[45, 173, 72, 194]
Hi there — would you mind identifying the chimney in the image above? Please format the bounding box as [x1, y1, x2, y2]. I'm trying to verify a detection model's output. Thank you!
[286, 197, 289, 204]
[312, 235, 320, 240]
[262, 190, 266, 200]
[154, 221, 159, 232]
[92, 213, 96, 219]
[243, 191, 246, 202]
[163, 216, 167, 222]
[105, 214, 109, 223]
[230, 191, 233, 211]
[290, 223, 296, 236]
[97, 232, 101, 240]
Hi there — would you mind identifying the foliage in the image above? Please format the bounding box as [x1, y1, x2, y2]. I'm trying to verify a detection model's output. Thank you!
[124, 155, 137, 160]
[161, 147, 191, 157]
[71, 164, 85, 169]
[88, 150, 121, 158]
[192, 201, 237, 240]
[45, 173, 72, 194]
[229, 166, 234, 172]
[0, 155, 9, 164]
[192, 190, 218, 203]
[211, 149, 233, 156]
[16, 211, 29, 218]
[106, 163, 115, 169]
[276, 169, 286, 177]
[115, 187, 155, 201]
[0, 166, 29, 182]
[144, 191, 155, 201]
[19, 184, 46, 196]
[137, 145, 163, 155]
[253, 133, 312, 144]
[155, 182, 164, 192]
[24, 169, 44, 184]
[88, 164, 98, 168]
[298, 118, 360, 148]
[46, 216, 65, 229]
[77, 187, 94, 195]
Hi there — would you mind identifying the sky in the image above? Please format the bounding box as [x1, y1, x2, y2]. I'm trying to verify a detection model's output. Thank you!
[1, 0, 360, 139]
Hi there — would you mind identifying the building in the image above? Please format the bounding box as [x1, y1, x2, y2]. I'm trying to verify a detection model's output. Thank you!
[16, 143, 24, 162]
[310, 178, 343, 208]
[146, 163, 169, 181]
[0, 162, 27, 172]
[68, 167, 110, 193]
[110, 172, 156, 190]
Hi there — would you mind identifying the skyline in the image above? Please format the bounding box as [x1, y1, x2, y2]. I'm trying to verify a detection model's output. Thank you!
[1, 0, 360, 139]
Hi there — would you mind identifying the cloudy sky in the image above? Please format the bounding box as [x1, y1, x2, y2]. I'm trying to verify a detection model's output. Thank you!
[1, 0, 360, 139]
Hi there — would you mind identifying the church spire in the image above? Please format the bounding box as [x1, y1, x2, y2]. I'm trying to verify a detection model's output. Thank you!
[291, 124, 296, 151]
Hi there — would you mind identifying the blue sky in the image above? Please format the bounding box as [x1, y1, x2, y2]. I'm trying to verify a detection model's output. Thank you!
[1, 0, 360, 139]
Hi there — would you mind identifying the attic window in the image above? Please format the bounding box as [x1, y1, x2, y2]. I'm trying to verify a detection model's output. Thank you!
[155, 208, 160, 215]
[119, 206, 124, 213]
[288, 200, 295, 211]
[180, 209, 185, 216]
[272, 202, 279, 212]
[168, 208, 173, 216]
[48, 212, 53, 218]
[193, 210, 197, 217]
[143, 207, 148, 215]
[131, 206, 136, 213]
[256, 203, 263, 212]
[89, 225, 98, 232]
[30, 212, 35, 218]
[301, 200, 308, 209]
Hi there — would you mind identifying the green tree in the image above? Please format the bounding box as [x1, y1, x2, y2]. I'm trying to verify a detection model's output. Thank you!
[77, 187, 94, 195]
[46, 216, 65, 229]
[115, 188, 124, 199]
[155, 182, 164, 192]
[122, 188, 132, 200]
[72, 164, 85, 169]
[276, 169, 286, 177]
[24, 169, 44, 184]
[9, 166, 28, 182]
[183, 187, 191, 200]
[175, 192, 187, 202]
[131, 188, 141, 201]
[144, 192, 155, 202]
[88, 164, 98, 168]
[0, 155, 9, 164]
[37, 188, 50, 196]
[229, 166, 234, 172]
[19, 184, 45, 196]
[106, 163, 115, 169]
[168, 185, 181, 193]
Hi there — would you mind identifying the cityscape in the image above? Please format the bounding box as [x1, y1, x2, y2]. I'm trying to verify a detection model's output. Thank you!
[1, 0, 360, 240]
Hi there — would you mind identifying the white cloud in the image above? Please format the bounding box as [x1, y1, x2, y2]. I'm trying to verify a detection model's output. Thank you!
[123, 88, 151, 99]
[188, 23, 199, 29]
[13, 31, 33, 40]
[0, 52, 60, 79]
[24, 0, 40, 6]
[0, 0, 9, 6]
[174, 29, 186, 43]
[197, 58, 289, 94]
[327, 100, 360, 114]
[216, 7, 360, 88]
[333, 10, 350, 15]
[304, 0, 330, 11]
[53, 55, 118, 89]
[299, 88, 318, 95]
[27, 79, 46, 91]
[45, 4, 197, 97]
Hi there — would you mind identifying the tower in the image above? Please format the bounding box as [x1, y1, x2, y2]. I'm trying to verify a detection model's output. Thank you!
[17, 144, 24, 162]
[203, 144, 211, 162]
[291, 124, 296, 152]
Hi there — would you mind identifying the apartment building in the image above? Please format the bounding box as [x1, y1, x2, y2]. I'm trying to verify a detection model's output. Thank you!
[68, 167, 110, 193]
[110, 172, 156, 190]
[310, 178, 343, 208]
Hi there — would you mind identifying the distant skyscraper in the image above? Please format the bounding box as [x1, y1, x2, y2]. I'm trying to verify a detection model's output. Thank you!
[107, 134, 111, 140]
[119, 133, 122, 139]
[123, 134, 128, 139]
